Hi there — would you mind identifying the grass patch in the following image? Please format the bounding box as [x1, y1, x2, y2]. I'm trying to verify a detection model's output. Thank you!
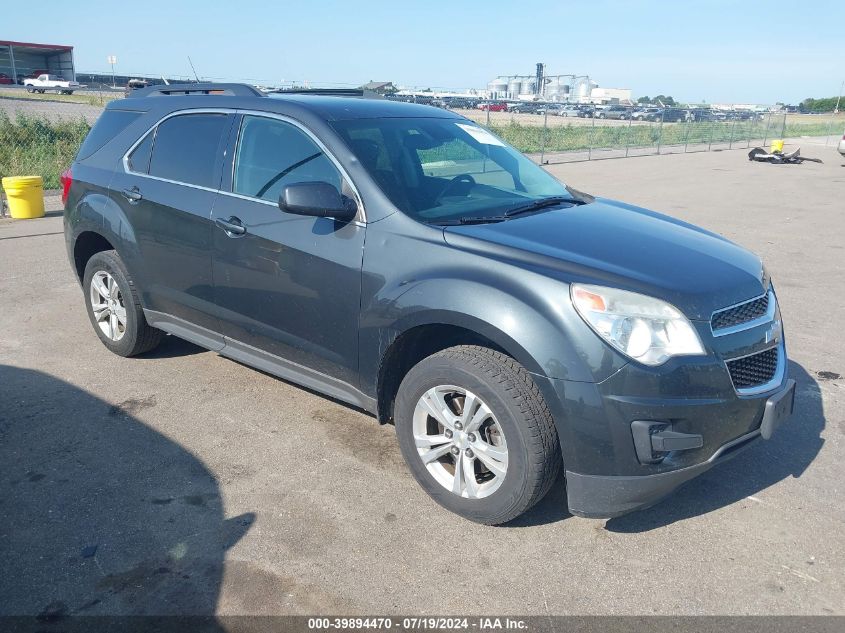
[0, 112, 90, 188]
[0, 88, 118, 107]
[489, 118, 841, 154]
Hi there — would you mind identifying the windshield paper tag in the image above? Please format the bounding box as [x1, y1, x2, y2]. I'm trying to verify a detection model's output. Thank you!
[456, 123, 505, 146]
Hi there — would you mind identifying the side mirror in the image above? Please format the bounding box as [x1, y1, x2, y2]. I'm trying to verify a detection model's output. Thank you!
[278, 182, 357, 221]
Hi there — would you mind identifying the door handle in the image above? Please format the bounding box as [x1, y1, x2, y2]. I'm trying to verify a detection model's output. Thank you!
[121, 187, 143, 203]
[215, 216, 246, 236]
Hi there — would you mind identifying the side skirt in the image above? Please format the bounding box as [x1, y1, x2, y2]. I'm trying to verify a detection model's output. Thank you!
[144, 309, 377, 414]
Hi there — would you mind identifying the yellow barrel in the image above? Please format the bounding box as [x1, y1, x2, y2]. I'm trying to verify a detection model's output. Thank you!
[770, 139, 784, 153]
[2, 176, 45, 219]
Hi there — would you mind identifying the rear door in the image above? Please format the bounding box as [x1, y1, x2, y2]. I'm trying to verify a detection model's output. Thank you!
[210, 113, 366, 385]
[109, 110, 233, 335]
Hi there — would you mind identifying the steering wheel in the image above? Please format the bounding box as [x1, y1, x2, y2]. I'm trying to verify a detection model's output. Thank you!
[434, 174, 476, 205]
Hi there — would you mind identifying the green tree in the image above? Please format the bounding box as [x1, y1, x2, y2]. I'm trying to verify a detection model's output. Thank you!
[799, 97, 839, 113]
[653, 94, 677, 106]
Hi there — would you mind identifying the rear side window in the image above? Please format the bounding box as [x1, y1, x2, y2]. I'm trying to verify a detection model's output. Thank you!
[148, 113, 229, 189]
[77, 110, 141, 160]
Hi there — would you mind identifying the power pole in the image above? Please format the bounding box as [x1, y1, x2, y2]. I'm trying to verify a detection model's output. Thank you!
[107, 55, 117, 88]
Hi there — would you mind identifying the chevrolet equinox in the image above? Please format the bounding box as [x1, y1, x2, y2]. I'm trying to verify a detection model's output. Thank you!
[62, 84, 796, 524]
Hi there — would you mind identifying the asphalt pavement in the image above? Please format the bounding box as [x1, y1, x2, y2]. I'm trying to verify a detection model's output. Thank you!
[0, 145, 843, 616]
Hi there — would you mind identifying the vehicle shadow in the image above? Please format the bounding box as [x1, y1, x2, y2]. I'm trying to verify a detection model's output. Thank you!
[604, 361, 824, 532]
[0, 365, 254, 620]
[139, 334, 205, 359]
[505, 470, 573, 527]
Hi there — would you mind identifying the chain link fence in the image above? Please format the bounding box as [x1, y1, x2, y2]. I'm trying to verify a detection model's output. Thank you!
[447, 102, 842, 165]
[0, 86, 115, 202]
[1, 86, 842, 212]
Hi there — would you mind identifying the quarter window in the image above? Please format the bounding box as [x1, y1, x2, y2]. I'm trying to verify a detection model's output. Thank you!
[148, 113, 229, 188]
[233, 115, 342, 203]
[127, 131, 154, 174]
[77, 110, 141, 160]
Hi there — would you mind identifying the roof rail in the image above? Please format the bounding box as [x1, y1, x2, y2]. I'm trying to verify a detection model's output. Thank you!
[128, 83, 265, 98]
[268, 88, 383, 99]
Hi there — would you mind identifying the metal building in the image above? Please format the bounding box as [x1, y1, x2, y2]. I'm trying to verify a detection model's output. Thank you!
[0, 40, 75, 84]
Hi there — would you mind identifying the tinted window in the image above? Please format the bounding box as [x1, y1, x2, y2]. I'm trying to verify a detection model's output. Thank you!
[233, 116, 341, 202]
[149, 114, 229, 188]
[332, 118, 570, 223]
[127, 131, 154, 174]
[77, 110, 141, 160]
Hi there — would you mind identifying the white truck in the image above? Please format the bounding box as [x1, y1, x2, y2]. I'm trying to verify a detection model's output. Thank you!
[23, 74, 83, 95]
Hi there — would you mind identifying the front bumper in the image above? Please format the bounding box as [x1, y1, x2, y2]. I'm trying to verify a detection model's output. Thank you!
[559, 377, 795, 518]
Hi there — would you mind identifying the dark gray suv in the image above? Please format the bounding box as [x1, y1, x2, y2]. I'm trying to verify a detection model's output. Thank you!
[62, 84, 795, 524]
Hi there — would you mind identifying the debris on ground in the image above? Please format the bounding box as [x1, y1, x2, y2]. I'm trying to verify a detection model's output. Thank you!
[748, 147, 823, 164]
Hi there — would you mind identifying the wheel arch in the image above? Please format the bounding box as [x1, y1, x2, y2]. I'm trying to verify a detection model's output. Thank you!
[67, 187, 141, 284]
[373, 312, 546, 424]
[72, 231, 115, 281]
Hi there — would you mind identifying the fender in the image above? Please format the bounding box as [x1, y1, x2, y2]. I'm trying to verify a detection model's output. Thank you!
[359, 260, 629, 398]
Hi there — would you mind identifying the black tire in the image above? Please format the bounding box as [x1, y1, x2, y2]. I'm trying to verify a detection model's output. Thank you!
[82, 250, 162, 357]
[395, 345, 561, 525]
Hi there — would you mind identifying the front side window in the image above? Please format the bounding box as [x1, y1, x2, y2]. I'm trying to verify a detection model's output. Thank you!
[331, 117, 572, 224]
[148, 113, 229, 188]
[233, 115, 342, 203]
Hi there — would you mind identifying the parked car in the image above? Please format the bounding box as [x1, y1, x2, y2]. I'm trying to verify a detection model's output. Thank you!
[596, 104, 632, 120]
[23, 73, 84, 95]
[662, 108, 689, 123]
[535, 103, 564, 116]
[838, 131, 845, 158]
[726, 111, 765, 121]
[124, 79, 150, 98]
[477, 101, 507, 112]
[577, 105, 596, 118]
[62, 83, 795, 524]
[555, 104, 582, 117]
[631, 107, 663, 121]
[508, 102, 542, 114]
[687, 108, 727, 122]
[0, 73, 13, 85]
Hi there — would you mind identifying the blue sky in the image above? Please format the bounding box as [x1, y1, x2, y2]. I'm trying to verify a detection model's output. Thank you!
[5, 0, 843, 103]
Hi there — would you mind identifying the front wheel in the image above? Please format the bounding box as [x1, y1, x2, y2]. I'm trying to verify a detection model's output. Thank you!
[26, 86, 34, 93]
[395, 346, 561, 525]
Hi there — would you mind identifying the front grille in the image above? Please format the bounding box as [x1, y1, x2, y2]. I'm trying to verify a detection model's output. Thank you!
[726, 347, 779, 389]
[712, 293, 770, 331]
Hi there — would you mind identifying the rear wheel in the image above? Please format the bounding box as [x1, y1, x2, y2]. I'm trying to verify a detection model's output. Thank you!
[395, 346, 561, 525]
[83, 250, 162, 357]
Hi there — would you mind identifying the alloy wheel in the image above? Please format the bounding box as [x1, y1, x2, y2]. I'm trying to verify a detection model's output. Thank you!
[89, 270, 127, 341]
[412, 385, 508, 499]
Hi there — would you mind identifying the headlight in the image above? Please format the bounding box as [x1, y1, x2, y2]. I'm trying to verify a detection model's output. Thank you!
[571, 284, 705, 366]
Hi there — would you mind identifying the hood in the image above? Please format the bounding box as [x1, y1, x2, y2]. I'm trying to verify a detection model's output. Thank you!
[442, 198, 766, 320]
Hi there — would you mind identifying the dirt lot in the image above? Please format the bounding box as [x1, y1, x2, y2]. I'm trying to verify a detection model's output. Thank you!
[1, 145, 843, 617]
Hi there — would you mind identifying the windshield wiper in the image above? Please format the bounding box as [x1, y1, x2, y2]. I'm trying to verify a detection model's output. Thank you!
[427, 195, 586, 226]
[503, 195, 583, 218]
[428, 216, 509, 226]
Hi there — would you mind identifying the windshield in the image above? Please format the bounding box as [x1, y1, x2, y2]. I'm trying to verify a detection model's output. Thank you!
[330, 117, 574, 224]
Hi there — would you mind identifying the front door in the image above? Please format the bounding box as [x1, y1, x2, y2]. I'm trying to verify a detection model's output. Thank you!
[211, 114, 365, 386]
